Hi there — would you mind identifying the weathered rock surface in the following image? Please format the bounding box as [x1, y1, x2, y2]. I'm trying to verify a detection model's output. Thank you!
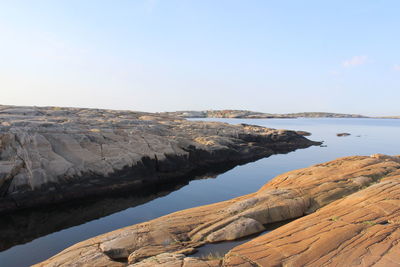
[225, 157, 400, 266]
[35, 154, 400, 267]
[128, 253, 221, 267]
[0, 105, 317, 213]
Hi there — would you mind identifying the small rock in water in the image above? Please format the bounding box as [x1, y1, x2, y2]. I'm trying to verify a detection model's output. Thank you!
[336, 132, 351, 137]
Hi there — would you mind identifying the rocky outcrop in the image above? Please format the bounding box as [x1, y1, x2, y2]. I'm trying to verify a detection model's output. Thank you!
[0, 105, 317, 213]
[35, 154, 400, 267]
[163, 110, 368, 119]
[225, 158, 400, 266]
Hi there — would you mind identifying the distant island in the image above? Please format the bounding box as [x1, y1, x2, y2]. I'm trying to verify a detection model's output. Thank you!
[378, 116, 400, 119]
[162, 110, 369, 119]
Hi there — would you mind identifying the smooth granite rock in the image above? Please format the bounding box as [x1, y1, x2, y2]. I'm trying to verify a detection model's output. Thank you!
[128, 253, 221, 267]
[225, 159, 400, 266]
[35, 154, 400, 267]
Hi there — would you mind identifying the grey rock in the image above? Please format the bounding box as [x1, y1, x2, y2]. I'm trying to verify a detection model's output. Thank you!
[0, 105, 318, 212]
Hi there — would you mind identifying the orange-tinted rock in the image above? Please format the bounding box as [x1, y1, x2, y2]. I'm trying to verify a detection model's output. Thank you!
[224, 174, 400, 266]
[128, 253, 221, 267]
[35, 155, 400, 267]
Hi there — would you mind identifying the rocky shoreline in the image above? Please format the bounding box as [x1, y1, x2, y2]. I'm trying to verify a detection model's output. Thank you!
[0, 160, 263, 253]
[35, 154, 400, 266]
[0, 105, 317, 214]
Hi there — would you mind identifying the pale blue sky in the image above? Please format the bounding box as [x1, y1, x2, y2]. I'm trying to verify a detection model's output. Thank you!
[0, 0, 399, 115]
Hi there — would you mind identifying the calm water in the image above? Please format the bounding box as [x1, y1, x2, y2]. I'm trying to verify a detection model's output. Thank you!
[1, 118, 399, 267]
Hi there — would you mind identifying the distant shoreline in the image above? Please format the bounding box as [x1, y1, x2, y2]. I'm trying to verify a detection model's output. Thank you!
[1, 105, 398, 119]
[161, 110, 399, 119]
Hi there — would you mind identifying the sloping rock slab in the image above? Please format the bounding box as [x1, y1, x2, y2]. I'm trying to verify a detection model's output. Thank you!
[35, 154, 400, 266]
[224, 173, 400, 266]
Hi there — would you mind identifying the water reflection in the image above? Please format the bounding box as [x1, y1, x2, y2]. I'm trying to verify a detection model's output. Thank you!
[0, 153, 284, 253]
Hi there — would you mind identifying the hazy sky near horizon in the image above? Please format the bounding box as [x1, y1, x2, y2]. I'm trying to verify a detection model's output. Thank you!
[0, 1, 399, 115]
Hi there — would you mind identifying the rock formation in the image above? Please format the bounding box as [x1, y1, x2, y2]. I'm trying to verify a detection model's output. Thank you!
[35, 154, 400, 267]
[224, 169, 400, 266]
[0, 105, 316, 213]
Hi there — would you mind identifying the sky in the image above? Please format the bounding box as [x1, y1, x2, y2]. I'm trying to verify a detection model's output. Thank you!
[0, 0, 399, 116]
